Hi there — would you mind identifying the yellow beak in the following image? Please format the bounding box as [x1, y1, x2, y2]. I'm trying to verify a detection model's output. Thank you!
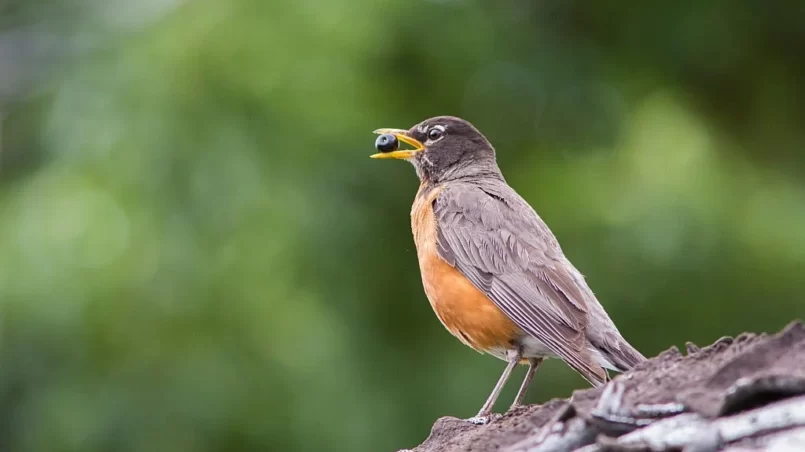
[370, 128, 425, 159]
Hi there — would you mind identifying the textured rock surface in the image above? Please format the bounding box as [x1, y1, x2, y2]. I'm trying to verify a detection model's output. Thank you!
[403, 320, 805, 452]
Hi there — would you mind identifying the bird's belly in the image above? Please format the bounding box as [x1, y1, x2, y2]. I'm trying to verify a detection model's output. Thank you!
[411, 184, 522, 354]
[417, 242, 559, 362]
[418, 250, 523, 354]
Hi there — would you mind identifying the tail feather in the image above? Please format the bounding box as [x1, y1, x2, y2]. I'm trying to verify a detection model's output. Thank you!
[601, 339, 647, 372]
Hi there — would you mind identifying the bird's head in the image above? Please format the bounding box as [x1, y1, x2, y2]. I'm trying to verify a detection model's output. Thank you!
[371, 116, 500, 183]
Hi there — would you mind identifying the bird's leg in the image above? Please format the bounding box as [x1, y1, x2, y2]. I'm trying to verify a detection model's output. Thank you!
[466, 348, 522, 425]
[509, 358, 543, 410]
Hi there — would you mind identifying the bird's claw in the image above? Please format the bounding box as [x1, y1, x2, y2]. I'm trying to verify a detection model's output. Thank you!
[465, 413, 501, 425]
[466, 416, 490, 425]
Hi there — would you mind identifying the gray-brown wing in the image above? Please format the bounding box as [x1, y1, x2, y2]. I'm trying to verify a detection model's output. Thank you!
[433, 182, 607, 385]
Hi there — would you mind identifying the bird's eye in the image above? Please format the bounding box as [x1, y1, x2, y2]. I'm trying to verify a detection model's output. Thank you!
[427, 128, 443, 141]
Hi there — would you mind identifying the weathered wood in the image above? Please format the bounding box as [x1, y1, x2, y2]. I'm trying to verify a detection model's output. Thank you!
[404, 320, 805, 452]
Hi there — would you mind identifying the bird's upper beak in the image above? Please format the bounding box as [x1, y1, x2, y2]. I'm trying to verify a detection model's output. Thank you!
[370, 129, 425, 159]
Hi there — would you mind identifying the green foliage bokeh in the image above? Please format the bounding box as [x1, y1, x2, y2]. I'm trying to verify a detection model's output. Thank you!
[1, 1, 803, 451]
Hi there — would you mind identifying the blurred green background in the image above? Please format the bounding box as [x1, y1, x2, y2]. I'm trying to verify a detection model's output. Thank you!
[1, 1, 803, 451]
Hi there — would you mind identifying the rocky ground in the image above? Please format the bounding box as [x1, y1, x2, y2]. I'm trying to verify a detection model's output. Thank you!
[403, 321, 805, 452]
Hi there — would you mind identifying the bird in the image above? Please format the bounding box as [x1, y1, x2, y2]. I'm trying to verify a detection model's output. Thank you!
[370, 116, 646, 424]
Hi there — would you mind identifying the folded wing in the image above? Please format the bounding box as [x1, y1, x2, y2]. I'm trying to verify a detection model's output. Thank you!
[434, 182, 607, 385]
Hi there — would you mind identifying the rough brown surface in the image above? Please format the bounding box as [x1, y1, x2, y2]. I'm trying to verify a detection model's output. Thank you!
[403, 320, 805, 452]
[406, 401, 568, 452]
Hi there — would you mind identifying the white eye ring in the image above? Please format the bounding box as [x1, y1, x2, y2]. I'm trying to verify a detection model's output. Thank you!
[426, 125, 446, 143]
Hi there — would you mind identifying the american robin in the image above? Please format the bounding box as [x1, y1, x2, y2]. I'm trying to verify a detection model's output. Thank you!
[371, 116, 646, 424]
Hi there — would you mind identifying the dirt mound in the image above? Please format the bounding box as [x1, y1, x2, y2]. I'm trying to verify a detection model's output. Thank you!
[404, 320, 805, 452]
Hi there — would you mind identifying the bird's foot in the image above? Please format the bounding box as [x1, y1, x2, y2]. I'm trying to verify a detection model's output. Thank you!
[465, 413, 501, 425]
[465, 416, 490, 425]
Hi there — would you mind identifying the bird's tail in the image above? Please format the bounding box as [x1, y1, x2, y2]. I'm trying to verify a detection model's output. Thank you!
[600, 339, 647, 372]
[575, 339, 645, 388]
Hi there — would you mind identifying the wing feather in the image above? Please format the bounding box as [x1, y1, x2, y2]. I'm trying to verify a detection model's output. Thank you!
[434, 182, 607, 385]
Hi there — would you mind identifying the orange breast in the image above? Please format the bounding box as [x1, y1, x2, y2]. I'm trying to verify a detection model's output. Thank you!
[411, 184, 522, 355]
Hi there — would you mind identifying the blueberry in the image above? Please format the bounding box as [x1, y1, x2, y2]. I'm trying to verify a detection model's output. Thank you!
[375, 134, 399, 153]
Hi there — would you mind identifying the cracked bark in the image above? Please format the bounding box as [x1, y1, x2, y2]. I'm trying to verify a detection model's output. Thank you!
[403, 320, 805, 452]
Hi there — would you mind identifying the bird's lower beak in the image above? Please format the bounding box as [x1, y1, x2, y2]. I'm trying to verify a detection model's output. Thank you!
[370, 129, 425, 159]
